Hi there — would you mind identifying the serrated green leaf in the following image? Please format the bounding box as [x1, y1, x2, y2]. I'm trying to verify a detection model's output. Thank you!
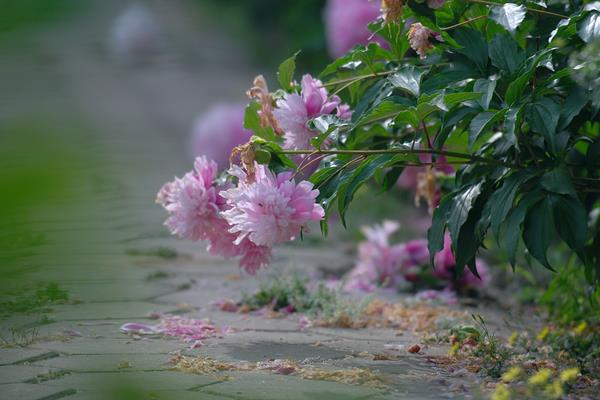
[488, 170, 537, 238]
[525, 97, 560, 152]
[355, 101, 406, 127]
[551, 194, 587, 258]
[490, 3, 527, 33]
[540, 166, 577, 197]
[444, 91, 485, 108]
[389, 66, 425, 97]
[453, 28, 489, 72]
[504, 106, 522, 146]
[381, 166, 404, 192]
[523, 197, 555, 269]
[277, 51, 299, 91]
[337, 154, 396, 226]
[473, 79, 496, 110]
[468, 109, 506, 148]
[558, 86, 589, 131]
[489, 34, 525, 75]
[502, 191, 544, 266]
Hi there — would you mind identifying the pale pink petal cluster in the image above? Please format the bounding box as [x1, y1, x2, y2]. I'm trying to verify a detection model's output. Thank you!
[324, 0, 387, 58]
[157, 156, 271, 273]
[344, 221, 407, 292]
[220, 163, 325, 247]
[407, 23, 442, 59]
[345, 222, 491, 293]
[274, 74, 351, 151]
[190, 104, 253, 168]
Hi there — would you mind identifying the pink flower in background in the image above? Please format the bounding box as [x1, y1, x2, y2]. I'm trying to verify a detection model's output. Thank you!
[344, 221, 406, 292]
[433, 233, 491, 288]
[220, 164, 324, 247]
[274, 74, 351, 151]
[157, 156, 221, 241]
[324, 0, 386, 58]
[190, 104, 253, 168]
[400, 239, 429, 281]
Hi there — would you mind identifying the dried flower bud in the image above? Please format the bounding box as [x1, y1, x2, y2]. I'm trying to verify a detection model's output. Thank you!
[246, 75, 283, 135]
[381, 0, 404, 24]
[230, 142, 257, 182]
[407, 23, 442, 59]
[414, 166, 438, 214]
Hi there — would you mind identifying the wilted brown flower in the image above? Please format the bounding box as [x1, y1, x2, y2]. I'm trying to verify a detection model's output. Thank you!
[246, 75, 283, 135]
[407, 23, 442, 59]
[230, 141, 257, 182]
[414, 165, 438, 214]
[381, 0, 404, 24]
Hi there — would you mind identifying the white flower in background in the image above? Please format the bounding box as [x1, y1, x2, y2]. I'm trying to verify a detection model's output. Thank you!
[109, 3, 162, 64]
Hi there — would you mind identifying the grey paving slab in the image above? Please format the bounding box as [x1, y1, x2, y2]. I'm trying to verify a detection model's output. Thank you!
[0, 348, 54, 366]
[47, 302, 174, 321]
[29, 336, 184, 356]
[0, 365, 62, 384]
[0, 383, 76, 400]
[29, 354, 170, 373]
[197, 371, 384, 400]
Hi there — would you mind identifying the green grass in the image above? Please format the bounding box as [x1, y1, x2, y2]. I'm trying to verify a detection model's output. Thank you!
[0, 0, 84, 35]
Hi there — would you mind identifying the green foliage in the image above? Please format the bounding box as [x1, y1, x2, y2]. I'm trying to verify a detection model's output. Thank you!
[252, 0, 600, 284]
[0, 282, 69, 320]
[0, 0, 82, 35]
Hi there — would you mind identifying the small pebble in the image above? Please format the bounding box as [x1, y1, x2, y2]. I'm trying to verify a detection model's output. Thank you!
[408, 344, 421, 353]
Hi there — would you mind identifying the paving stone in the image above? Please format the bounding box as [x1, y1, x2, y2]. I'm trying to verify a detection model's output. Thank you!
[0, 383, 75, 400]
[47, 302, 174, 321]
[38, 370, 218, 391]
[30, 354, 170, 373]
[0, 365, 62, 384]
[197, 371, 384, 400]
[30, 336, 184, 355]
[0, 348, 54, 366]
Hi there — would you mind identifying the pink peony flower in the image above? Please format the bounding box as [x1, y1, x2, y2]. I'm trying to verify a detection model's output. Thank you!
[190, 103, 253, 168]
[157, 157, 221, 242]
[344, 221, 406, 292]
[407, 23, 442, 59]
[220, 163, 324, 247]
[274, 74, 351, 151]
[324, 0, 387, 58]
[157, 157, 271, 274]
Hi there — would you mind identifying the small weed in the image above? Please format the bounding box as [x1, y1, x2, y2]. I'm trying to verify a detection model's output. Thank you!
[0, 282, 69, 320]
[469, 315, 512, 378]
[0, 327, 39, 348]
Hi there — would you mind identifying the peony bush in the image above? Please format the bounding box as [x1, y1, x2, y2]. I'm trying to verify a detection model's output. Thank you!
[159, 0, 600, 285]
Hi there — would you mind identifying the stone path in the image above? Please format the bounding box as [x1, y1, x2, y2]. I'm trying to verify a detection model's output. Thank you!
[0, 2, 516, 399]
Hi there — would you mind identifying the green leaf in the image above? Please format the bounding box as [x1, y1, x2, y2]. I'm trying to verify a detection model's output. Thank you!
[244, 102, 279, 142]
[525, 98, 560, 152]
[355, 101, 402, 126]
[504, 106, 522, 145]
[506, 48, 556, 105]
[389, 66, 426, 97]
[277, 51, 299, 91]
[578, 11, 600, 43]
[337, 154, 396, 226]
[490, 3, 527, 33]
[523, 197, 555, 269]
[558, 86, 589, 131]
[489, 34, 525, 75]
[551, 194, 588, 258]
[488, 170, 537, 238]
[444, 91, 485, 108]
[468, 109, 506, 147]
[473, 79, 496, 110]
[502, 191, 544, 266]
[381, 166, 404, 192]
[447, 183, 483, 252]
[453, 28, 489, 72]
[540, 166, 577, 197]
[427, 194, 453, 266]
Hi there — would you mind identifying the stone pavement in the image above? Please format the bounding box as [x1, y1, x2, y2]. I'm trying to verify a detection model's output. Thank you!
[0, 1, 514, 399]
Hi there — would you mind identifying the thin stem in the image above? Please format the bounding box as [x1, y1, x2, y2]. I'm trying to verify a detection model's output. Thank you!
[279, 148, 519, 169]
[467, 0, 568, 19]
[316, 155, 365, 189]
[421, 121, 434, 150]
[321, 70, 395, 88]
[292, 153, 328, 179]
[440, 15, 488, 31]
